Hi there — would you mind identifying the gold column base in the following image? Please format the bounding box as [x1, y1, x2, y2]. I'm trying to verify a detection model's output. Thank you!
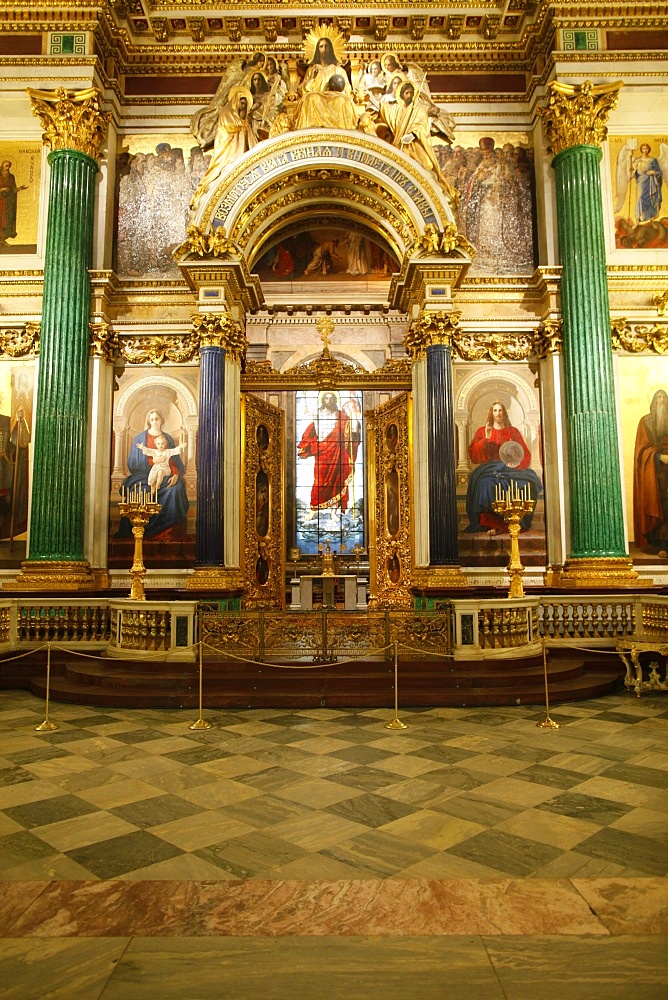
[559, 557, 641, 589]
[2, 560, 97, 592]
[186, 566, 245, 592]
[544, 564, 563, 588]
[410, 565, 470, 591]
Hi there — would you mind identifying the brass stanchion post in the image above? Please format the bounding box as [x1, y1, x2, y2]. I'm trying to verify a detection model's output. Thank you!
[537, 638, 559, 730]
[189, 607, 212, 731]
[35, 641, 59, 732]
[385, 640, 408, 730]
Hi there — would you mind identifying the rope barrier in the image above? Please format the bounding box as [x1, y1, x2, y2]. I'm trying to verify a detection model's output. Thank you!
[200, 639, 394, 669]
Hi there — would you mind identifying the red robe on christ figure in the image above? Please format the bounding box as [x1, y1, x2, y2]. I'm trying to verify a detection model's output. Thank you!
[298, 393, 361, 515]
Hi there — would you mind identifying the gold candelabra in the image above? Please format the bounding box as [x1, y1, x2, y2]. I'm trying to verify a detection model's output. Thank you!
[491, 481, 534, 599]
[119, 485, 161, 601]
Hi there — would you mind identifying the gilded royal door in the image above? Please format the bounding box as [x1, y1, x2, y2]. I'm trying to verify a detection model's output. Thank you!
[243, 393, 284, 608]
[368, 391, 413, 607]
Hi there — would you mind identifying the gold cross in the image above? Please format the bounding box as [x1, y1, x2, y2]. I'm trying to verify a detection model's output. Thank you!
[317, 315, 334, 354]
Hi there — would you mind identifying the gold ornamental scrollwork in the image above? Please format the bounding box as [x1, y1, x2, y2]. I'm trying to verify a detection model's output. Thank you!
[538, 80, 623, 156]
[535, 320, 563, 358]
[653, 290, 668, 316]
[404, 309, 461, 359]
[119, 334, 200, 366]
[27, 86, 110, 161]
[0, 323, 40, 358]
[611, 318, 668, 354]
[89, 321, 120, 364]
[192, 312, 247, 362]
[173, 225, 242, 262]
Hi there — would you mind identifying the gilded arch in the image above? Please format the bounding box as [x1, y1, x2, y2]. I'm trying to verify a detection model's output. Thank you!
[190, 130, 458, 267]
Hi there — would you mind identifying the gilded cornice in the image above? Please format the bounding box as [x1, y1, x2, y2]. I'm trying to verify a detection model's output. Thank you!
[0, 323, 40, 358]
[192, 311, 247, 360]
[538, 79, 622, 155]
[27, 86, 110, 160]
[611, 318, 668, 355]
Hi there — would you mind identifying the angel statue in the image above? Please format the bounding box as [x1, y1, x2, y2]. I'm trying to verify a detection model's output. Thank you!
[616, 139, 667, 227]
[190, 51, 286, 148]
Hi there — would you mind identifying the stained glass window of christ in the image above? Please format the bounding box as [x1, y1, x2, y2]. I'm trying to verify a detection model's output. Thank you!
[295, 389, 364, 556]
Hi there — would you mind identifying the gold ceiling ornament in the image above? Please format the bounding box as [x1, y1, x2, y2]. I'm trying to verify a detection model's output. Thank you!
[611, 317, 668, 354]
[303, 22, 347, 66]
[192, 311, 247, 359]
[537, 79, 623, 156]
[0, 322, 40, 358]
[27, 86, 110, 160]
[119, 333, 200, 366]
[173, 225, 241, 262]
[534, 319, 563, 357]
[653, 289, 668, 315]
[89, 321, 120, 363]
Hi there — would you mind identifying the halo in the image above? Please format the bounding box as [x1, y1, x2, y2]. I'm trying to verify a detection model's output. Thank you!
[304, 24, 347, 66]
[228, 85, 253, 109]
[381, 52, 404, 75]
[319, 389, 340, 408]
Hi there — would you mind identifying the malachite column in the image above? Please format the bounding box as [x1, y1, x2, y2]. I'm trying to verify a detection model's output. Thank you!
[405, 311, 467, 589]
[539, 80, 637, 588]
[13, 88, 109, 590]
[187, 313, 247, 590]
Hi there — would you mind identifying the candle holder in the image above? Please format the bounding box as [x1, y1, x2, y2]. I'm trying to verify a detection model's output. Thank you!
[119, 487, 162, 601]
[491, 481, 535, 599]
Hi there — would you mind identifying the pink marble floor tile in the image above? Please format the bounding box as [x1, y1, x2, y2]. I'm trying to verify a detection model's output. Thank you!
[571, 877, 668, 934]
[4, 877, 614, 938]
[0, 882, 49, 934]
[185, 878, 609, 937]
[6, 880, 192, 937]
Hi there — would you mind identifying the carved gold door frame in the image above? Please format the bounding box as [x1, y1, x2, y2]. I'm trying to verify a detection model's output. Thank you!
[368, 392, 413, 608]
[243, 394, 284, 608]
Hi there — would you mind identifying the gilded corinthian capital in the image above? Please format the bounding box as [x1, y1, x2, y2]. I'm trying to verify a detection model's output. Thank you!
[538, 80, 622, 155]
[27, 86, 110, 160]
[192, 312, 248, 361]
[403, 310, 460, 359]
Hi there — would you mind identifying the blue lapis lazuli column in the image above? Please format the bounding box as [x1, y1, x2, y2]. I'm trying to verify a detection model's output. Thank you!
[195, 345, 225, 565]
[426, 343, 459, 564]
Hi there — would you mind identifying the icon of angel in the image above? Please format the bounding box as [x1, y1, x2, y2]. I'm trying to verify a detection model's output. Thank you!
[615, 138, 668, 225]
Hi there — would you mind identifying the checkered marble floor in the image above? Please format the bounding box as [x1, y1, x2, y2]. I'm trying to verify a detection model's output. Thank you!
[1, 690, 667, 998]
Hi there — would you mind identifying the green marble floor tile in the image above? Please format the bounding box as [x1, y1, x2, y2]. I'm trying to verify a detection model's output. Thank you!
[445, 829, 561, 876]
[537, 791, 634, 826]
[99, 936, 505, 1000]
[485, 935, 668, 999]
[3, 794, 99, 830]
[0, 937, 129, 1000]
[65, 829, 184, 878]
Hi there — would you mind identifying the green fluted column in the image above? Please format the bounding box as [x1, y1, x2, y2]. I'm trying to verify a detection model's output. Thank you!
[553, 142, 626, 557]
[15, 87, 109, 589]
[540, 80, 636, 586]
[29, 147, 97, 561]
